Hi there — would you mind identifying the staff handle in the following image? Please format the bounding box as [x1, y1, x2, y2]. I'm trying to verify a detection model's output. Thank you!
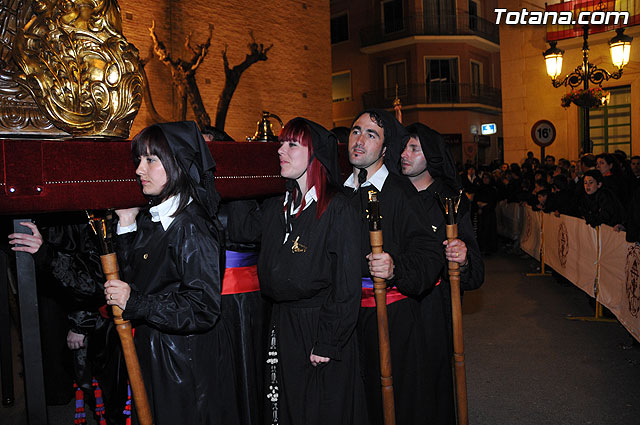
[446, 224, 468, 425]
[101, 253, 153, 425]
[369, 229, 396, 425]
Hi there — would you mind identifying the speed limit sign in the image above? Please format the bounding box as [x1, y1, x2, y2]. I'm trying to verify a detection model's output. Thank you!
[531, 120, 556, 147]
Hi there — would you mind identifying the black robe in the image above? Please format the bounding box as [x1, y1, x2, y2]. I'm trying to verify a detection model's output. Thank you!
[258, 193, 366, 425]
[117, 202, 240, 425]
[344, 172, 446, 425]
[218, 201, 270, 425]
[419, 179, 484, 425]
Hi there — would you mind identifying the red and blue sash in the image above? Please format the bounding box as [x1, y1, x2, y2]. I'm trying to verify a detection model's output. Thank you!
[222, 250, 260, 295]
[360, 277, 407, 307]
[360, 277, 441, 307]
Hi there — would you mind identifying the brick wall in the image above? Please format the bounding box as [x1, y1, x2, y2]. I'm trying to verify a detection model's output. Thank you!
[118, 0, 332, 140]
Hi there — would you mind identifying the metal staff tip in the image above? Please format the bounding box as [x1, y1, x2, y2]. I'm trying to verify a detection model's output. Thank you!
[437, 189, 463, 225]
[85, 210, 112, 255]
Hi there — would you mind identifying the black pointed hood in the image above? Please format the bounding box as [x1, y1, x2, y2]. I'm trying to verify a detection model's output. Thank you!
[154, 121, 220, 219]
[287, 117, 341, 188]
[405, 122, 461, 190]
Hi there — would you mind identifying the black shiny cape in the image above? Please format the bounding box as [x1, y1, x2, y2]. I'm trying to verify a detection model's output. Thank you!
[118, 202, 240, 425]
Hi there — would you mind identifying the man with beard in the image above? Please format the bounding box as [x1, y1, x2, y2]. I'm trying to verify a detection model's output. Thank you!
[400, 122, 484, 424]
[343, 109, 445, 425]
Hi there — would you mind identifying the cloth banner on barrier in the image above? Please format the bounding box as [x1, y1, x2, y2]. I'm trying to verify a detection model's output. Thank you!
[496, 200, 522, 241]
[598, 225, 640, 341]
[543, 213, 597, 297]
[520, 206, 541, 260]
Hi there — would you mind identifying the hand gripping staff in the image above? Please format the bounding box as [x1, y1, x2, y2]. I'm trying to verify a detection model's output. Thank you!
[367, 190, 396, 425]
[438, 193, 468, 425]
[87, 212, 153, 425]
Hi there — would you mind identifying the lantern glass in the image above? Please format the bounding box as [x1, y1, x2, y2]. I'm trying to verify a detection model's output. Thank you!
[609, 29, 632, 69]
[545, 54, 563, 79]
[610, 41, 631, 68]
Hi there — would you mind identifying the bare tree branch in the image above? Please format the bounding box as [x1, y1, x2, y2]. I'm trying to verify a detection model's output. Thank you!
[148, 20, 214, 127]
[215, 31, 272, 130]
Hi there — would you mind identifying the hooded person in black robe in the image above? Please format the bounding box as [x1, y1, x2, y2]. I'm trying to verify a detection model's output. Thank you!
[252, 117, 366, 425]
[342, 109, 446, 425]
[218, 118, 366, 425]
[103, 121, 240, 425]
[401, 122, 485, 425]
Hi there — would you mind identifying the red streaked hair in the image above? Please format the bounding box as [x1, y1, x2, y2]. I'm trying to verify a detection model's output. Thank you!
[279, 118, 336, 218]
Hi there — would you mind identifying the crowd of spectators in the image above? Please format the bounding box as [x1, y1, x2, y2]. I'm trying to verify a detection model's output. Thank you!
[459, 150, 640, 247]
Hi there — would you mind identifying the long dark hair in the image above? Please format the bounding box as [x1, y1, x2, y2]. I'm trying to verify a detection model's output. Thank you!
[131, 125, 195, 216]
[279, 119, 336, 218]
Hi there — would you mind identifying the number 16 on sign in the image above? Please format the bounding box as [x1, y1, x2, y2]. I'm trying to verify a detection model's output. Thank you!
[531, 120, 556, 161]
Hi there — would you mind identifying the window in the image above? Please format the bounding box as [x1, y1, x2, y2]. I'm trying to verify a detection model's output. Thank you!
[384, 61, 407, 99]
[468, 0, 479, 31]
[332, 71, 352, 103]
[471, 61, 482, 96]
[589, 86, 631, 155]
[423, 0, 457, 33]
[382, 0, 404, 34]
[331, 14, 349, 44]
[425, 57, 459, 103]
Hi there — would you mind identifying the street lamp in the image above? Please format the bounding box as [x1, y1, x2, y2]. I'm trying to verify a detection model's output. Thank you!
[609, 28, 633, 69]
[543, 25, 632, 154]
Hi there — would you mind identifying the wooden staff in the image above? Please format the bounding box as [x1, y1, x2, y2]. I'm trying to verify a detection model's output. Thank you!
[440, 195, 468, 425]
[88, 214, 153, 425]
[367, 190, 396, 425]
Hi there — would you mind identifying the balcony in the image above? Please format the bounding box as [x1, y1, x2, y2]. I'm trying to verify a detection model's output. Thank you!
[360, 13, 499, 47]
[362, 82, 502, 109]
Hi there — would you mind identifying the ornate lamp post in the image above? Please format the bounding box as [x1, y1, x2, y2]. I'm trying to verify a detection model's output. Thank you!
[543, 25, 632, 154]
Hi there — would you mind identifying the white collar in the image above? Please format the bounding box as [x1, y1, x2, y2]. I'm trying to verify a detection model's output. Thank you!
[283, 186, 318, 214]
[149, 196, 191, 231]
[282, 186, 317, 243]
[343, 164, 389, 192]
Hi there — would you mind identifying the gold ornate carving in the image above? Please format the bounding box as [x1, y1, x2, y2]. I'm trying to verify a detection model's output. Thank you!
[12, 0, 144, 138]
[0, 0, 66, 137]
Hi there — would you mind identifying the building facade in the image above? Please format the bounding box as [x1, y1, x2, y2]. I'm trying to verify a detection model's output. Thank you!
[331, 0, 503, 166]
[499, 0, 640, 163]
[118, 0, 333, 140]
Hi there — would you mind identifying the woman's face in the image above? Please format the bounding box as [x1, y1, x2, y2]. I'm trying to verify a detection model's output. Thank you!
[583, 176, 601, 195]
[596, 157, 611, 175]
[278, 139, 309, 182]
[136, 150, 167, 197]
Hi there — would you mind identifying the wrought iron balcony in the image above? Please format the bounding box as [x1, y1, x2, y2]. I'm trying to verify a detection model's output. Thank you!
[360, 13, 499, 47]
[362, 82, 502, 109]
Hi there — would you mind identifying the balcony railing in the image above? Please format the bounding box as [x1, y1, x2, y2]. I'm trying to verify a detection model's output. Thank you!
[360, 13, 499, 47]
[362, 82, 502, 109]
